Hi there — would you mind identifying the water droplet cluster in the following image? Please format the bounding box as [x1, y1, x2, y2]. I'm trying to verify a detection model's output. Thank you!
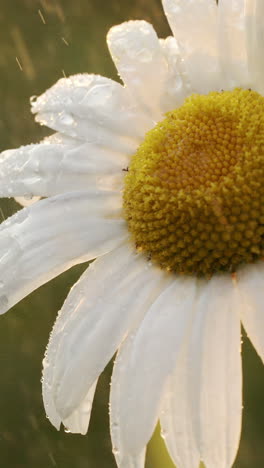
[123, 88, 264, 275]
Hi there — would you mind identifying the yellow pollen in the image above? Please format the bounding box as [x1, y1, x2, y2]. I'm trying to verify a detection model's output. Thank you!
[123, 88, 264, 276]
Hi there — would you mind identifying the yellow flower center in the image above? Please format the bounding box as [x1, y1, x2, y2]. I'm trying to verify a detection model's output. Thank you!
[123, 88, 264, 276]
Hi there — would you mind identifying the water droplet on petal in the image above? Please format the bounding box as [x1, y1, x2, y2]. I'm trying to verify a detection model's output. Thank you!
[138, 48, 153, 62]
[30, 95, 37, 104]
[112, 446, 119, 456]
[60, 113, 74, 126]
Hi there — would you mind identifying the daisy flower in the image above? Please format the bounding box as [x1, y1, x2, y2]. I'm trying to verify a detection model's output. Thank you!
[1, 0, 264, 467]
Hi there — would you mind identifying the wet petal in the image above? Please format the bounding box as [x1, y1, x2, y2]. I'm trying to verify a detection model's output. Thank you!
[160, 343, 200, 468]
[0, 191, 126, 314]
[159, 36, 189, 111]
[217, 0, 250, 88]
[115, 452, 146, 468]
[43, 244, 167, 424]
[110, 277, 198, 459]
[107, 21, 185, 120]
[162, 0, 221, 93]
[32, 74, 151, 152]
[189, 275, 242, 468]
[62, 380, 98, 435]
[237, 262, 264, 363]
[0, 139, 126, 198]
[245, 0, 264, 93]
[110, 318, 148, 467]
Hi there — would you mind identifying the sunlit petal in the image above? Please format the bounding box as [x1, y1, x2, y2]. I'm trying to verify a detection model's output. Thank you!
[0, 192, 126, 314]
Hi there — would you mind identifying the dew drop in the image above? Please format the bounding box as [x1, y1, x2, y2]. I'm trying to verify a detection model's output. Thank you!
[42, 358, 50, 370]
[137, 48, 153, 62]
[30, 95, 37, 104]
[112, 446, 119, 456]
[60, 113, 74, 126]
[160, 428, 168, 440]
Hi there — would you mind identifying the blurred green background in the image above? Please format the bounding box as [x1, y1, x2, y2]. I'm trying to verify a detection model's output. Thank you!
[0, 0, 263, 467]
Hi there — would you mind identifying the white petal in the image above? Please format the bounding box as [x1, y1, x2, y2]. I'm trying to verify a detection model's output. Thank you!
[43, 244, 168, 424]
[62, 380, 98, 435]
[107, 21, 175, 121]
[110, 313, 148, 467]
[32, 74, 150, 153]
[0, 191, 126, 314]
[159, 37, 189, 111]
[245, 0, 264, 93]
[41, 132, 78, 146]
[110, 276, 199, 459]
[217, 0, 250, 88]
[0, 138, 126, 198]
[237, 262, 264, 363]
[115, 452, 146, 468]
[189, 275, 242, 468]
[160, 342, 200, 468]
[162, 0, 221, 93]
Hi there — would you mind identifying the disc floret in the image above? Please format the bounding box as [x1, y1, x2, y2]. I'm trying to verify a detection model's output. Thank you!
[123, 88, 264, 275]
